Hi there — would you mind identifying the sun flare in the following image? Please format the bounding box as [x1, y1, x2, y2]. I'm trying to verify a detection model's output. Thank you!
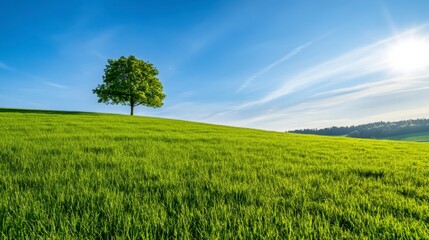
[386, 37, 429, 73]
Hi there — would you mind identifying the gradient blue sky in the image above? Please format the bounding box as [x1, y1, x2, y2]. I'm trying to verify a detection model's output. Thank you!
[2, 0, 429, 131]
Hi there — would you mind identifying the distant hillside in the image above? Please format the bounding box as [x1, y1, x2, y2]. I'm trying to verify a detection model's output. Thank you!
[380, 131, 429, 142]
[289, 119, 429, 140]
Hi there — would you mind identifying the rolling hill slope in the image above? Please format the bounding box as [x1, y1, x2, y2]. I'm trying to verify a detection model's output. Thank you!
[380, 131, 429, 142]
[0, 109, 428, 238]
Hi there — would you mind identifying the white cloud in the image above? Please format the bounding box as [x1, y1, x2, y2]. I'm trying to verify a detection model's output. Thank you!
[236, 30, 335, 93]
[43, 81, 68, 89]
[236, 41, 313, 93]
[200, 26, 429, 131]
[227, 27, 428, 113]
[232, 73, 429, 129]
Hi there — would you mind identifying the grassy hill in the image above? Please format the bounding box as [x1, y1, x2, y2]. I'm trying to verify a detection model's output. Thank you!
[380, 131, 429, 142]
[0, 109, 428, 239]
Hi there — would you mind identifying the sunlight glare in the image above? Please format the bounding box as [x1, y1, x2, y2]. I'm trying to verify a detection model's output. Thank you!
[386, 37, 429, 73]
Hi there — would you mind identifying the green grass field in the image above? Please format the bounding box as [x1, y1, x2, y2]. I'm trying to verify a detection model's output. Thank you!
[380, 131, 429, 142]
[1, 109, 428, 239]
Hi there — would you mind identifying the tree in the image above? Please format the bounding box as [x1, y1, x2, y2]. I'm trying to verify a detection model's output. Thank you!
[93, 55, 166, 115]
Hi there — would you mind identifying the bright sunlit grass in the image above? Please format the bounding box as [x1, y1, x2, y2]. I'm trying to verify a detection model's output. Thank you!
[0, 109, 429, 238]
[386, 36, 429, 73]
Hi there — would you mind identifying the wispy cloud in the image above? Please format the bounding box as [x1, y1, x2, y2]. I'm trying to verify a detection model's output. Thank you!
[236, 31, 335, 93]
[224, 27, 427, 112]
[303, 106, 429, 131]
[0, 62, 15, 71]
[42, 81, 68, 89]
[201, 26, 429, 130]
[247, 38, 390, 106]
[53, 27, 118, 60]
[230, 73, 429, 130]
[381, 3, 398, 35]
[236, 41, 313, 93]
[174, 3, 258, 67]
[0, 61, 68, 89]
[314, 73, 429, 98]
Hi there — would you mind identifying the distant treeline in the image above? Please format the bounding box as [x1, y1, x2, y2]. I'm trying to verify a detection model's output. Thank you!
[289, 119, 429, 138]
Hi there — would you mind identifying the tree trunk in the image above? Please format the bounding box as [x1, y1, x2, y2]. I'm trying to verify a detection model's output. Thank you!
[130, 95, 134, 116]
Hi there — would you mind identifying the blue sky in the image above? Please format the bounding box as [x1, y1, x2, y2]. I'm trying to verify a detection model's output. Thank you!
[2, 0, 429, 131]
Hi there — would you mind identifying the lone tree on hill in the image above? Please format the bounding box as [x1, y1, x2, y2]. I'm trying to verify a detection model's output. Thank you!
[93, 55, 166, 115]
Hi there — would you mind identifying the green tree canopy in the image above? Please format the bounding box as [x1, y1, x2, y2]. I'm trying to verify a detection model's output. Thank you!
[93, 55, 166, 115]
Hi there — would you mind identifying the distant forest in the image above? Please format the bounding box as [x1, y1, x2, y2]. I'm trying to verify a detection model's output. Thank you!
[289, 119, 429, 139]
